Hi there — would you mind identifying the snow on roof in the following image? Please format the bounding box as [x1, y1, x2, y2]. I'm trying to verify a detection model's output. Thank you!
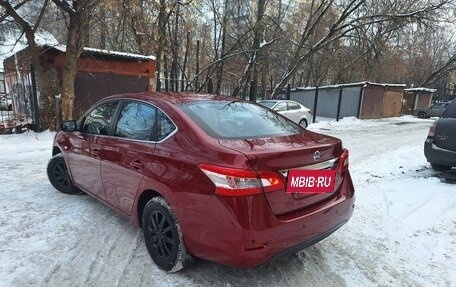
[50, 45, 156, 61]
[363, 81, 407, 88]
[0, 29, 59, 70]
[404, 87, 437, 93]
[294, 81, 407, 91]
[1, 31, 155, 69]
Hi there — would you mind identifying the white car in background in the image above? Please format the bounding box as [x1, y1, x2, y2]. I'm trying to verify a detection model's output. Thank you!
[0, 94, 12, 111]
[258, 100, 313, 128]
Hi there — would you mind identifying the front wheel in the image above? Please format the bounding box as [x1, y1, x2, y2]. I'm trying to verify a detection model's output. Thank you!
[47, 154, 81, 194]
[142, 197, 188, 272]
[298, 119, 308, 128]
[418, 111, 426, 118]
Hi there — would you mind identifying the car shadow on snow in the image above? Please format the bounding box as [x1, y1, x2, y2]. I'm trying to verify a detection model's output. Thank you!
[179, 246, 344, 286]
[415, 166, 456, 184]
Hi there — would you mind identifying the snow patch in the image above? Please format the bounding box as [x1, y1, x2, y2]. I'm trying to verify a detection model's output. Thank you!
[0, 117, 454, 286]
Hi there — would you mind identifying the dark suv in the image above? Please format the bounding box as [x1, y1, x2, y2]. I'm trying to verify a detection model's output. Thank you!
[424, 100, 456, 170]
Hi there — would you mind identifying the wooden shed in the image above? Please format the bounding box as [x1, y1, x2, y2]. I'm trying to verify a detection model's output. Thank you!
[402, 88, 436, 115]
[360, 82, 405, 119]
[3, 45, 156, 118]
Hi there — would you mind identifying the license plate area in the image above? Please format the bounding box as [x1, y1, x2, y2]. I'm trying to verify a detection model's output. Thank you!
[286, 169, 336, 194]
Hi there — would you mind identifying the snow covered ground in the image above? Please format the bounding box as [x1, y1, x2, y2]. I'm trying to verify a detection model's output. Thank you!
[0, 116, 454, 287]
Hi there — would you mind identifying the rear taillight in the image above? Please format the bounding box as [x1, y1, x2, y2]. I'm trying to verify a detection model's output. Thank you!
[428, 121, 437, 137]
[199, 164, 284, 197]
[336, 149, 349, 172]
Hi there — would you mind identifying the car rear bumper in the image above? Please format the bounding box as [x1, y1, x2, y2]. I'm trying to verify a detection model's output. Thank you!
[176, 171, 355, 268]
[424, 139, 456, 167]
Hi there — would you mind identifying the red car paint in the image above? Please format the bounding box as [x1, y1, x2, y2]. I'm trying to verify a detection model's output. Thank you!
[52, 92, 355, 268]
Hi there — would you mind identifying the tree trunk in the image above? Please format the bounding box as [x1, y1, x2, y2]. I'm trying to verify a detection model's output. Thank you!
[231, 0, 266, 98]
[59, 5, 90, 121]
[0, 0, 55, 130]
[30, 45, 54, 130]
[195, 40, 200, 91]
[155, 0, 168, 91]
[171, 5, 180, 91]
[215, 0, 229, 95]
[181, 31, 190, 92]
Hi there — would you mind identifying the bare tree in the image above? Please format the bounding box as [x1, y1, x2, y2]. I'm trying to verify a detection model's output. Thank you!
[4, 0, 456, 121]
[230, 0, 266, 97]
[51, 0, 100, 121]
[268, 0, 452, 96]
[0, 0, 55, 129]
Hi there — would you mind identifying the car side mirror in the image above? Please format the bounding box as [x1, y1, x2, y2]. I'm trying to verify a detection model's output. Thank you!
[60, 120, 77, 132]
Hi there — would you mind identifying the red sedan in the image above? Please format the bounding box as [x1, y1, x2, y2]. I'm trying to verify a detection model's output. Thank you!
[47, 92, 355, 272]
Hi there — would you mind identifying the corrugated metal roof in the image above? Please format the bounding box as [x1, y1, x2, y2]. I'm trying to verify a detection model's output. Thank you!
[44, 44, 156, 61]
[294, 81, 406, 91]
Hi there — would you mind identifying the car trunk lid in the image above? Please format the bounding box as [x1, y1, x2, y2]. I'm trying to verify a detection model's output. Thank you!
[219, 131, 345, 215]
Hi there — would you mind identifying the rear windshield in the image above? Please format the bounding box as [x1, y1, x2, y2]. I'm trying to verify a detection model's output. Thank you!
[178, 101, 301, 139]
[442, 100, 456, 118]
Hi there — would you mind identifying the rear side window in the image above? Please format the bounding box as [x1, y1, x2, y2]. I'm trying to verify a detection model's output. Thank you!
[178, 101, 301, 139]
[156, 110, 176, 141]
[82, 101, 119, 135]
[114, 102, 156, 141]
[288, 102, 301, 110]
[258, 101, 276, 108]
[442, 101, 456, 118]
[274, 102, 287, 111]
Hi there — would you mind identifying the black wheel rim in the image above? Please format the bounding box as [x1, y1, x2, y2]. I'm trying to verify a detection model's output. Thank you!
[53, 161, 70, 188]
[148, 210, 175, 259]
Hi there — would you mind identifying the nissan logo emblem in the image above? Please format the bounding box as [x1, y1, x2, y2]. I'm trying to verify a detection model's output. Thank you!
[313, 151, 321, 161]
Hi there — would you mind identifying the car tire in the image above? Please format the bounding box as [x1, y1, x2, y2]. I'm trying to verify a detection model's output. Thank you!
[298, 119, 308, 128]
[418, 111, 426, 118]
[431, 163, 452, 171]
[47, 154, 81, 194]
[7, 104, 12, 111]
[142, 197, 188, 272]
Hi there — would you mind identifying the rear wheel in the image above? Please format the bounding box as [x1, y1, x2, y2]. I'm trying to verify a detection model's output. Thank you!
[418, 111, 426, 118]
[142, 197, 188, 272]
[47, 154, 81, 194]
[298, 119, 308, 128]
[431, 163, 452, 171]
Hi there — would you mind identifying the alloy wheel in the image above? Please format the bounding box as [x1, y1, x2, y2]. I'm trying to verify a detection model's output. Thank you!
[53, 161, 70, 188]
[148, 210, 175, 260]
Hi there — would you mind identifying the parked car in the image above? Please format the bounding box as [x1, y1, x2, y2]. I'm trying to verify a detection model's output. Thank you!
[424, 100, 456, 170]
[0, 94, 13, 111]
[414, 101, 451, 118]
[258, 99, 312, 127]
[47, 92, 355, 271]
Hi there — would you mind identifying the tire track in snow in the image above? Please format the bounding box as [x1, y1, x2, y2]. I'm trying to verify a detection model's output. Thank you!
[115, 230, 143, 287]
[4, 120, 452, 287]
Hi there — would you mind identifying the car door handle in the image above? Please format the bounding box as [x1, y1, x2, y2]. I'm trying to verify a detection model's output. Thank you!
[130, 160, 145, 170]
[91, 149, 100, 157]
